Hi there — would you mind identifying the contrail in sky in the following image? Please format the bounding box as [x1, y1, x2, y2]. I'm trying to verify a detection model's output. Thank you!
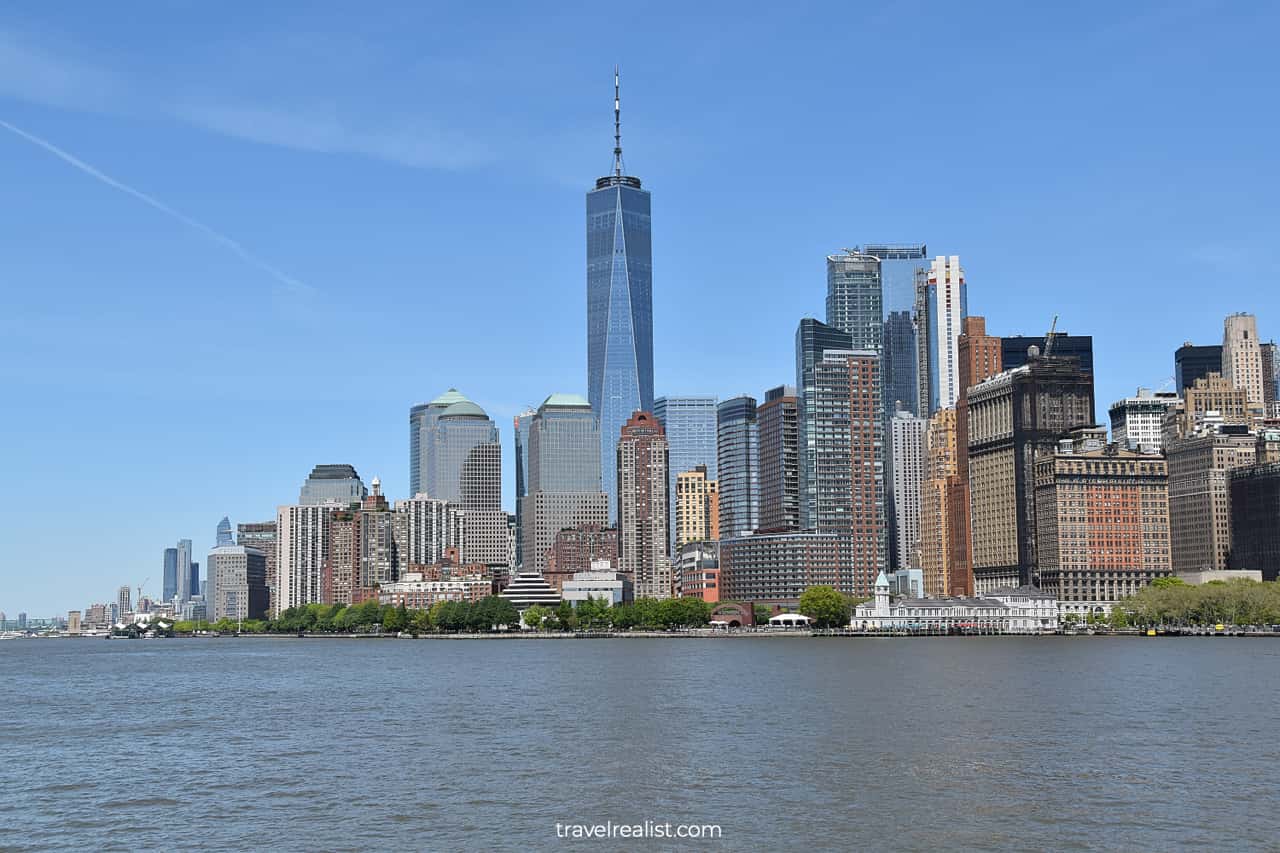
[0, 118, 310, 293]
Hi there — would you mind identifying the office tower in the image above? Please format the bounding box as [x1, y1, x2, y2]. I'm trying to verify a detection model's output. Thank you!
[861, 243, 928, 317]
[757, 385, 799, 533]
[809, 350, 885, 596]
[163, 547, 178, 602]
[1174, 343, 1223, 395]
[588, 70, 654, 521]
[513, 408, 536, 567]
[913, 256, 968, 415]
[795, 318, 854, 529]
[409, 388, 467, 498]
[426, 396, 500, 506]
[676, 465, 719, 546]
[276, 503, 333, 614]
[236, 521, 278, 611]
[175, 539, 193, 603]
[716, 396, 759, 539]
[395, 494, 463, 568]
[324, 478, 405, 606]
[967, 355, 1095, 591]
[1262, 342, 1278, 414]
[1229, 462, 1280, 581]
[1222, 312, 1265, 411]
[1165, 373, 1251, 442]
[890, 411, 926, 569]
[117, 585, 132, 616]
[215, 516, 233, 547]
[946, 316, 1003, 597]
[882, 311, 918, 416]
[190, 561, 200, 598]
[300, 464, 367, 506]
[719, 532, 853, 608]
[654, 395, 718, 548]
[1167, 427, 1256, 572]
[527, 394, 610, 574]
[1036, 427, 1172, 603]
[919, 409, 957, 596]
[826, 249, 882, 351]
[1108, 388, 1180, 451]
[617, 412, 670, 599]
[207, 545, 269, 621]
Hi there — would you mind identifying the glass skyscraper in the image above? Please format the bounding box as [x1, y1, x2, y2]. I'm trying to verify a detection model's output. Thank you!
[587, 71, 653, 521]
[795, 318, 854, 530]
[654, 395, 718, 548]
[883, 310, 918, 415]
[513, 408, 535, 568]
[861, 243, 928, 317]
[163, 547, 178, 602]
[825, 250, 882, 352]
[716, 395, 759, 539]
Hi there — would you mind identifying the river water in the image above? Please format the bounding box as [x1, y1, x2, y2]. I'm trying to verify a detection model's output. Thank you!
[2, 637, 1277, 851]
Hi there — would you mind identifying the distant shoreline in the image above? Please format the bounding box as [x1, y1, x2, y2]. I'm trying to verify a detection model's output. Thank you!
[34, 629, 1280, 641]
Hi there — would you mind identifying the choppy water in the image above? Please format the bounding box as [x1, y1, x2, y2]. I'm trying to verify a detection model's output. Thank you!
[2, 637, 1278, 851]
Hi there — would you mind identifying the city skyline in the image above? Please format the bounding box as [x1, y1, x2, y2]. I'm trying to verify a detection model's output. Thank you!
[3, 1, 1280, 613]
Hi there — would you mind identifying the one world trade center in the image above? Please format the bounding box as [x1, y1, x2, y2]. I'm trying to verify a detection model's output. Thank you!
[587, 68, 653, 520]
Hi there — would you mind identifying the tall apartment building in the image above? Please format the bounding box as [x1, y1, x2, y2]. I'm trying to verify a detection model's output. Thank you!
[324, 479, 406, 605]
[1035, 428, 1171, 603]
[117, 585, 132, 617]
[545, 523, 619, 591]
[810, 349, 885, 597]
[913, 255, 968, 414]
[1229, 462, 1280, 581]
[1222, 312, 1265, 411]
[396, 494, 463, 569]
[675, 465, 719, 547]
[946, 316, 1003, 597]
[653, 395, 718, 549]
[918, 409, 957, 596]
[526, 394, 609, 574]
[890, 411, 926, 569]
[276, 463, 367, 614]
[757, 385, 799, 533]
[206, 545, 269, 621]
[236, 521, 278, 611]
[1167, 427, 1256, 572]
[796, 318, 854, 530]
[716, 395, 759, 539]
[617, 411, 670, 599]
[1108, 388, 1180, 451]
[1174, 343, 1222, 395]
[967, 356, 1095, 591]
[826, 249, 882, 352]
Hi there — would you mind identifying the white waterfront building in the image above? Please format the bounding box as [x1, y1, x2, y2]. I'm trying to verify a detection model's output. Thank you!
[852, 573, 1058, 634]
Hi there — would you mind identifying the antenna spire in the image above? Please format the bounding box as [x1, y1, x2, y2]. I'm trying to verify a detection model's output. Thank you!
[613, 65, 623, 177]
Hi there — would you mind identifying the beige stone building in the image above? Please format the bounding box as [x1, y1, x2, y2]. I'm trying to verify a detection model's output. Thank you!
[1222, 312, 1265, 411]
[675, 465, 719, 547]
[1166, 429, 1256, 572]
[1163, 373, 1250, 443]
[918, 408, 957, 596]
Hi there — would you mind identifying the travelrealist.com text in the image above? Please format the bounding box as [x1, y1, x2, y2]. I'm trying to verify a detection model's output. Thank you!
[555, 821, 722, 840]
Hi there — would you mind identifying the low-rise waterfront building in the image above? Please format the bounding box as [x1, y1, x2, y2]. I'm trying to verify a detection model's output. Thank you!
[676, 541, 720, 602]
[377, 572, 491, 609]
[852, 573, 1057, 633]
[562, 568, 629, 607]
[499, 571, 561, 610]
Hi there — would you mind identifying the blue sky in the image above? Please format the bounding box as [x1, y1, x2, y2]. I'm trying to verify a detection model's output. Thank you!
[2, 0, 1277, 615]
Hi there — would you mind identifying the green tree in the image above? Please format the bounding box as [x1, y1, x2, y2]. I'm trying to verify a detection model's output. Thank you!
[555, 601, 578, 632]
[753, 604, 772, 626]
[409, 608, 432, 635]
[522, 605, 548, 631]
[799, 585, 851, 629]
[383, 603, 409, 633]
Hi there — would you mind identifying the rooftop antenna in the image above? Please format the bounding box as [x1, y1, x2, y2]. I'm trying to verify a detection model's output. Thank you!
[613, 65, 623, 177]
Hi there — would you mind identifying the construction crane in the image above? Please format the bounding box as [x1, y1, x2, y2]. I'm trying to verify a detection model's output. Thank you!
[136, 577, 149, 605]
[1043, 314, 1059, 358]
